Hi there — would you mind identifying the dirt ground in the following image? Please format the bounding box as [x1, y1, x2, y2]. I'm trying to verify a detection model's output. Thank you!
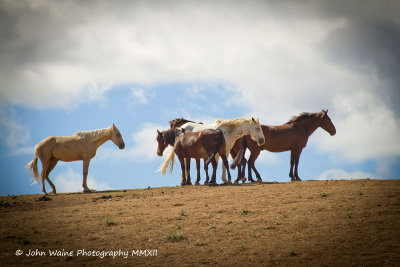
[1, 179, 399, 266]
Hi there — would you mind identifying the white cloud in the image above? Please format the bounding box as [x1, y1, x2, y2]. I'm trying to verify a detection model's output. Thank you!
[130, 88, 149, 105]
[317, 168, 376, 180]
[54, 167, 111, 193]
[0, 107, 33, 155]
[0, 0, 399, 166]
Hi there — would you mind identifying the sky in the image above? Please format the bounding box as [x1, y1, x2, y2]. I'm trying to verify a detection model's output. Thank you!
[0, 0, 399, 196]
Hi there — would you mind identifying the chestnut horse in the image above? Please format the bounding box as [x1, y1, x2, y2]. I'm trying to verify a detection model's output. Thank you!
[231, 110, 336, 182]
[168, 118, 211, 183]
[27, 124, 125, 194]
[156, 128, 231, 185]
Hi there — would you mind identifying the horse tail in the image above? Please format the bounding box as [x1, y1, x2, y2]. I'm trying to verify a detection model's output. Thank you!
[206, 129, 224, 166]
[26, 148, 40, 184]
[230, 136, 248, 169]
[158, 148, 175, 175]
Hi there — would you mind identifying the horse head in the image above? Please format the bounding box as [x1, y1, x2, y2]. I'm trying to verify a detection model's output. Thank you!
[111, 124, 125, 149]
[249, 117, 265, 146]
[319, 110, 336, 136]
[156, 130, 168, 156]
[156, 129, 182, 156]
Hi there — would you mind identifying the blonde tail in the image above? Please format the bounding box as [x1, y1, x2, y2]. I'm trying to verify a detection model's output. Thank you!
[158, 149, 175, 175]
[26, 151, 40, 184]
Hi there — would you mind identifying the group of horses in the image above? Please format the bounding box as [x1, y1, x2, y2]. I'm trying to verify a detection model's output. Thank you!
[156, 109, 336, 186]
[26, 110, 336, 195]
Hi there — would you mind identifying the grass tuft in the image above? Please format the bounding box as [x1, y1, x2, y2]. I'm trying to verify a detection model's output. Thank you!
[240, 209, 249, 217]
[165, 232, 184, 242]
[104, 216, 115, 226]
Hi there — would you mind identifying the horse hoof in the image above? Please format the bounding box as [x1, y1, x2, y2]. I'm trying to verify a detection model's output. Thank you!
[195, 182, 200, 186]
[296, 177, 302, 181]
[186, 182, 192, 186]
[241, 178, 247, 183]
[257, 179, 262, 184]
[234, 180, 239, 184]
[51, 190, 57, 194]
[204, 181, 209, 185]
[83, 189, 92, 193]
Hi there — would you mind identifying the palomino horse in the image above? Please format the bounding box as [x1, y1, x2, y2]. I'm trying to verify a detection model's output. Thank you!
[27, 124, 125, 194]
[231, 110, 336, 182]
[156, 128, 230, 185]
[159, 117, 265, 184]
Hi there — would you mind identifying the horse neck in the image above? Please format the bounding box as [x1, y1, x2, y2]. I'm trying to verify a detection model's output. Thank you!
[296, 117, 321, 136]
[221, 121, 250, 149]
[165, 130, 178, 146]
[91, 128, 112, 148]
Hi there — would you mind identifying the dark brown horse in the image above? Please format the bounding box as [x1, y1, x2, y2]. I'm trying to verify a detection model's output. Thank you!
[168, 118, 210, 183]
[231, 110, 336, 182]
[156, 128, 231, 185]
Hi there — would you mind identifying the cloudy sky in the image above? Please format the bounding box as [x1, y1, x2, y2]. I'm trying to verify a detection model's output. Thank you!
[1, 0, 399, 195]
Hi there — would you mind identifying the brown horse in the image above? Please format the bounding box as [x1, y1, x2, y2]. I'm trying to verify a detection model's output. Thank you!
[156, 128, 231, 185]
[231, 110, 336, 182]
[27, 124, 125, 194]
[169, 118, 210, 183]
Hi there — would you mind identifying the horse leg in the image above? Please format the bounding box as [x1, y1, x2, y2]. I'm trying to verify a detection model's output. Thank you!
[39, 156, 50, 195]
[210, 157, 218, 185]
[252, 164, 262, 182]
[293, 149, 303, 181]
[178, 156, 186, 186]
[231, 150, 242, 183]
[216, 154, 227, 184]
[185, 158, 192, 185]
[203, 158, 210, 185]
[45, 158, 58, 194]
[247, 150, 260, 182]
[82, 159, 92, 193]
[289, 151, 295, 181]
[234, 164, 241, 184]
[221, 153, 231, 183]
[240, 158, 248, 183]
[195, 159, 201, 185]
[223, 152, 232, 184]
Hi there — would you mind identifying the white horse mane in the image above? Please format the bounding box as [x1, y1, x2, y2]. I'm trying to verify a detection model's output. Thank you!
[216, 118, 258, 132]
[74, 126, 112, 143]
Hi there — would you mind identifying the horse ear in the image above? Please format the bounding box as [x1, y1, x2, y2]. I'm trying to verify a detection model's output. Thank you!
[251, 117, 256, 124]
[112, 123, 116, 129]
[157, 129, 161, 135]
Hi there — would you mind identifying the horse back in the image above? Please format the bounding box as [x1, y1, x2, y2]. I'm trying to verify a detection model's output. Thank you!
[36, 135, 89, 162]
[175, 129, 222, 158]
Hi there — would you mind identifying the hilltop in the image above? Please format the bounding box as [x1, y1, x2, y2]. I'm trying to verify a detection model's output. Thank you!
[1, 179, 399, 266]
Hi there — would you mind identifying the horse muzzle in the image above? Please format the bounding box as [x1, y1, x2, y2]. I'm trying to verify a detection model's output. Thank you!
[258, 137, 265, 146]
[157, 150, 163, 157]
[119, 143, 125, 149]
[330, 129, 336, 136]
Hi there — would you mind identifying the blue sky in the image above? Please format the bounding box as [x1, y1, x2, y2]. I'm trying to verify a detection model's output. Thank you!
[0, 1, 399, 195]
